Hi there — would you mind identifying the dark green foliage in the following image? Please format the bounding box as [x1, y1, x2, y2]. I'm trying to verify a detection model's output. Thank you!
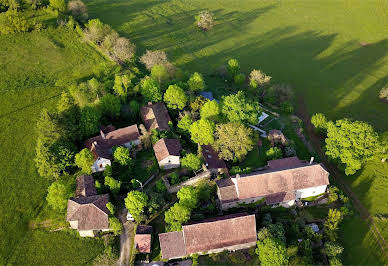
[104, 176, 121, 194]
[74, 148, 94, 174]
[230, 166, 252, 175]
[234, 72, 245, 87]
[324, 241, 344, 258]
[98, 93, 120, 119]
[80, 105, 101, 138]
[266, 147, 283, 160]
[140, 76, 162, 102]
[46, 180, 71, 211]
[221, 91, 261, 124]
[280, 101, 293, 114]
[155, 179, 167, 193]
[109, 217, 122, 236]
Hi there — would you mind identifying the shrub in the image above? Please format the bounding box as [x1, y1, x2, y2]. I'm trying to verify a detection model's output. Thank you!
[169, 172, 180, 185]
[280, 101, 294, 114]
[151, 64, 169, 85]
[328, 186, 339, 204]
[264, 84, 294, 106]
[249, 69, 271, 89]
[155, 179, 167, 193]
[195, 10, 214, 31]
[234, 73, 246, 87]
[46, 181, 71, 211]
[266, 147, 283, 160]
[106, 202, 115, 215]
[379, 87, 388, 101]
[109, 217, 122, 236]
[188, 72, 205, 92]
[324, 242, 344, 257]
[181, 153, 202, 171]
[227, 59, 240, 78]
[311, 113, 327, 132]
[50, 0, 65, 12]
[104, 176, 121, 194]
[67, 0, 88, 22]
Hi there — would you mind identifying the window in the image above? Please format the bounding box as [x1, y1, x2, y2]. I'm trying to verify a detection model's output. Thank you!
[99, 164, 103, 168]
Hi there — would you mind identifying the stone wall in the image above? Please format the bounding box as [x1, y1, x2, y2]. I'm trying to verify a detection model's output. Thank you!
[163, 170, 211, 193]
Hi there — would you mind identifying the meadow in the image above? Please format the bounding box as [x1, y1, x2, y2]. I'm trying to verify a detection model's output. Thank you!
[0, 27, 109, 263]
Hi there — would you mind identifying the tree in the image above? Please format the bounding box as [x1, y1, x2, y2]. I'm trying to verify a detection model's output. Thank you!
[113, 73, 135, 100]
[80, 105, 101, 138]
[311, 113, 327, 132]
[227, 59, 240, 78]
[329, 257, 343, 266]
[67, 0, 88, 22]
[140, 50, 168, 70]
[190, 96, 208, 112]
[104, 176, 121, 194]
[112, 37, 135, 63]
[195, 11, 214, 31]
[106, 202, 115, 215]
[234, 73, 245, 87]
[325, 119, 381, 175]
[177, 113, 193, 132]
[151, 64, 169, 85]
[49, 0, 65, 12]
[181, 153, 202, 171]
[200, 100, 220, 120]
[75, 148, 94, 174]
[140, 76, 163, 102]
[249, 69, 271, 89]
[324, 242, 344, 257]
[188, 72, 205, 92]
[379, 87, 388, 101]
[109, 217, 122, 236]
[177, 186, 199, 209]
[214, 122, 254, 161]
[190, 119, 215, 145]
[164, 203, 191, 231]
[324, 209, 343, 241]
[98, 93, 121, 119]
[256, 237, 289, 266]
[221, 91, 261, 124]
[48, 140, 76, 173]
[164, 84, 188, 110]
[46, 181, 70, 211]
[125, 191, 148, 221]
[264, 84, 294, 106]
[113, 146, 132, 166]
[266, 147, 283, 160]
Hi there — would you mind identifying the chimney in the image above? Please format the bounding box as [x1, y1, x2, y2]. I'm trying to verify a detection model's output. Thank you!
[309, 157, 314, 164]
[100, 130, 105, 139]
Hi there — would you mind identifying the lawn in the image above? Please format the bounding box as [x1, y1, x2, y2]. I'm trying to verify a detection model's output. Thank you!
[86, 0, 388, 132]
[0, 27, 109, 263]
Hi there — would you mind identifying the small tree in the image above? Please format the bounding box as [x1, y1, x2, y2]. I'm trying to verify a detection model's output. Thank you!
[200, 100, 220, 121]
[164, 84, 188, 110]
[140, 50, 168, 70]
[140, 76, 163, 102]
[195, 11, 214, 31]
[125, 191, 148, 222]
[311, 113, 328, 133]
[112, 73, 134, 100]
[98, 93, 121, 119]
[177, 113, 193, 132]
[46, 181, 70, 211]
[109, 217, 122, 236]
[113, 146, 132, 166]
[104, 176, 121, 194]
[165, 203, 191, 231]
[234, 73, 245, 87]
[255, 237, 289, 266]
[106, 202, 115, 215]
[111, 37, 135, 64]
[266, 147, 283, 160]
[181, 153, 202, 171]
[188, 72, 205, 92]
[190, 119, 215, 145]
[221, 91, 261, 124]
[177, 186, 199, 209]
[379, 87, 388, 101]
[249, 69, 271, 89]
[49, 0, 65, 12]
[67, 0, 88, 22]
[227, 59, 240, 78]
[80, 105, 101, 138]
[75, 148, 94, 174]
[324, 242, 344, 258]
[324, 209, 343, 241]
[151, 64, 169, 85]
[329, 257, 343, 266]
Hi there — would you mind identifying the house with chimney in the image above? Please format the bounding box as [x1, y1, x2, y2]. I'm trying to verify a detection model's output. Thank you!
[140, 102, 172, 131]
[153, 138, 182, 169]
[67, 175, 111, 237]
[216, 156, 330, 210]
[84, 124, 141, 173]
[158, 213, 257, 261]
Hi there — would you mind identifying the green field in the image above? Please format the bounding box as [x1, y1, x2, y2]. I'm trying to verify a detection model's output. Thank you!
[0, 28, 109, 263]
[87, 0, 388, 131]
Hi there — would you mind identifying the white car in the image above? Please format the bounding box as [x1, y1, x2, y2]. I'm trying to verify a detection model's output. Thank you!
[126, 211, 135, 221]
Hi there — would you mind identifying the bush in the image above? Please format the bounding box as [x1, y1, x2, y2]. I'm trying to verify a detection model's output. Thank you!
[249, 69, 271, 89]
[280, 101, 294, 114]
[67, 0, 88, 22]
[181, 153, 202, 171]
[266, 147, 283, 160]
[46, 181, 71, 211]
[155, 179, 167, 193]
[0, 10, 40, 35]
[227, 59, 240, 78]
[264, 84, 293, 106]
[109, 217, 122, 236]
[234, 73, 245, 87]
[169, 172, 180, 185]
[311, 113, 327, 132]
[195, 10, 214, 31]
[379, 87, 388, 101]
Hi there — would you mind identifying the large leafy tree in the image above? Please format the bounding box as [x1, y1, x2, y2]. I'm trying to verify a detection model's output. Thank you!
[177, 113, 193, 132]
[181, 153, 202, 171]
[164, 84, 188, 110]
[187, 72, 205, 92]
[75, 148, 94, 174]
[200, 100, 220, 121]
[256, 237, 289, 266]
[46, 181, 71, 211]
[164, 203, 191, 231]
[80, 105, 101, 138]
[113, 146, 132, 166]
[113, 73, 135, 100]
[151, 64, 169, 85]
[140, 76, 162, 102]
[221, 91, 261, 124]
[177, 186, 199, 209]
[190, 119, 215, 145]
[109, 217, 122, 236]
[214, 122, 254, 161]
[104, 176, 121, 194]
[125, 191, 148, 221]
[325, 119, 382, 175]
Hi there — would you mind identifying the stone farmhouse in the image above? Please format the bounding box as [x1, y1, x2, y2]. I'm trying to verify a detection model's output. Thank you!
[140, 102, 172, 131]
[84, 124, 141, 173]
[159, 213, 257, 260]
[67, 175, 110, 237]
[216, 156, 329, 210]
[153, 138, 182, 169]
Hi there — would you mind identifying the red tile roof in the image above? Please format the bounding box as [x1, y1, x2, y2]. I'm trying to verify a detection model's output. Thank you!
[135, 234, 152, 253]
[84, 124, 140, 159]
[140, 102, 172, 131]
[159, 231, 187, 260]
[216, 178, 238, 203]
[267, 156, 305, 170]
[153, 138, 182, 162]
[67, 194, 110, 230]
[201, 145, 227, 169]
[159, 213, 257, 260]
[75, 175, 97, 197]
[265, 191, 295, 204]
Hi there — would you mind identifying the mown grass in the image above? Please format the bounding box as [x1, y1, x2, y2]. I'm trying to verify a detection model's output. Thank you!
[0, 27, 109, 263]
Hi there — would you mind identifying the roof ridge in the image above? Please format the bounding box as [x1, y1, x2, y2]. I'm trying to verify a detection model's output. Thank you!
[183, 214, 253, 228]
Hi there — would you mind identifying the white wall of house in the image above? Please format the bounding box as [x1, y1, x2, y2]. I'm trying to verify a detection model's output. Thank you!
[79, 230, 95, 237]
[295, 185, 327, 200]
[91, 157, 111, 173]
[188, 241, 257, 258]
[158, 155, 180, 169]
[220, 196, 264, 210]
[69, 220, 78, 230]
